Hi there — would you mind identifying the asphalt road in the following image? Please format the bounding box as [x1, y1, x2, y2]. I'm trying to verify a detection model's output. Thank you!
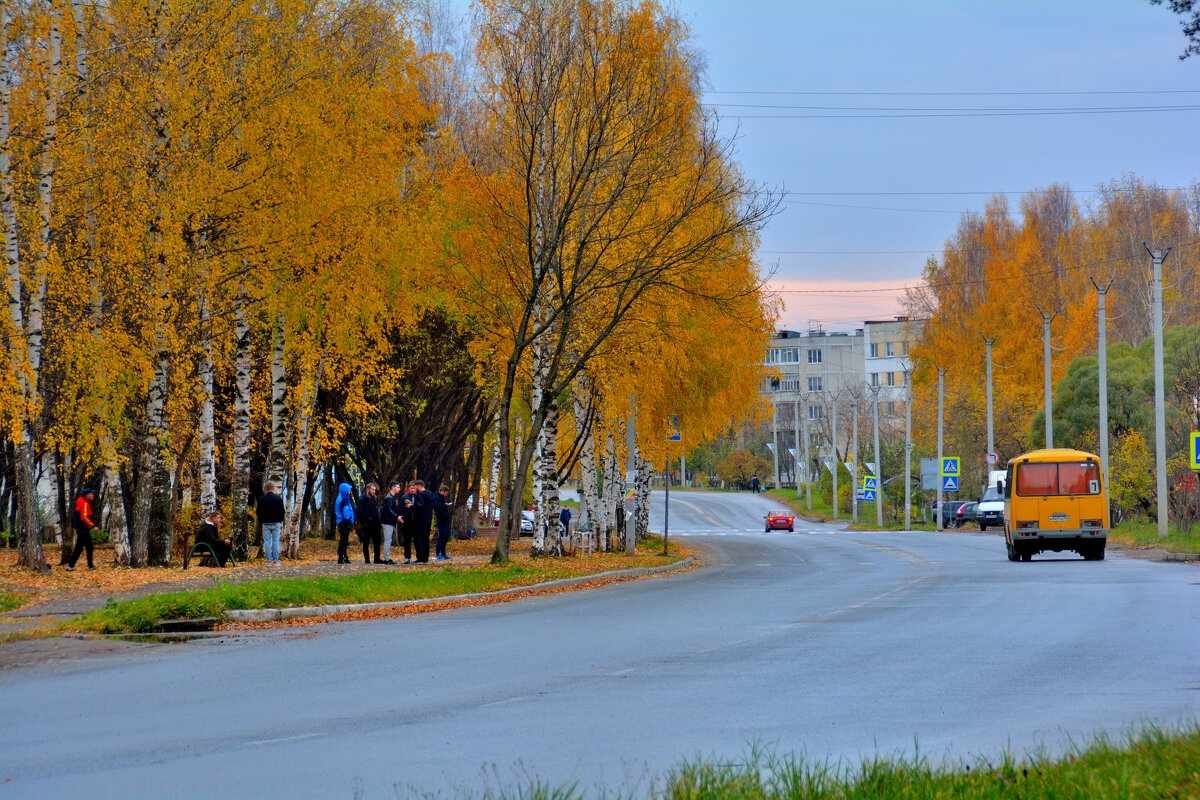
[2, 490, 1197, 798]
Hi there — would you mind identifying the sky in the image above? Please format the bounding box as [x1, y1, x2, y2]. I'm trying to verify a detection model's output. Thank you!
[678, 1, 1200, 332]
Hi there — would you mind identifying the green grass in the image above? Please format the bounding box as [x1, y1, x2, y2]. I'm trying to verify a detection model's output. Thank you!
[653, 726, 1200, 800]
[1108, 519, 1200, 554]
[69, 564, 619, 634]
[0, 589, 28, 614]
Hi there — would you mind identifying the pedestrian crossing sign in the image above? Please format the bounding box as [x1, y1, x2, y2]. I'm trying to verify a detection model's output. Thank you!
[942, 475, 959, 491]
[1191, 431, 1200, 470]
[941, 457, 960, 477]
[862, 475, 878, 492]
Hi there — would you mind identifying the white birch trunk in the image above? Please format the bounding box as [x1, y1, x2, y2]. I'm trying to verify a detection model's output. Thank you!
[283, 355, 324, 560]
[196, 290, 217, 515]
[532, 387, 561, 557]
[26, 0, 60, 380]
[488, 414, 501, 524]
[531, 335, 545, 552]
[230, 282, 252, 556]
[602, 432, 619, 552]
[573, 376, 600, 551]
[635, 454, 651, 540]
[102, 439, 131, 565]
[268, 310, 287, 487]
[130, 354, 168, 566]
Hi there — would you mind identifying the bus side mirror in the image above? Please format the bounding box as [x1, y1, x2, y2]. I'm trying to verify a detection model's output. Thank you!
[998, 480, 1006, 496]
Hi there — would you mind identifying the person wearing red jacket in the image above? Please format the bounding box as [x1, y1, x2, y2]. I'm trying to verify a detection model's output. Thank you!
[66, 488, 99, 571]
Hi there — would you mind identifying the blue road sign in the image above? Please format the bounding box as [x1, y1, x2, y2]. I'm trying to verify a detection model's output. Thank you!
[1191, 431, 1200, 469]
[942, 475, 959, 491]
[863, 476, 878, 492]
[667, 415, 681, 441]
[862, 489, 877, 502]
[941, 457, 960, 477]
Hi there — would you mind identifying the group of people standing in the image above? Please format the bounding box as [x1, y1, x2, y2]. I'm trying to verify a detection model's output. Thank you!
[334, 480, 454, 565]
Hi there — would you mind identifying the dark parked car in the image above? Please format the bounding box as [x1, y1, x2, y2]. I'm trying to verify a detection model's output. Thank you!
[765, 509, 794, 532]
[947, 501, 977, 529]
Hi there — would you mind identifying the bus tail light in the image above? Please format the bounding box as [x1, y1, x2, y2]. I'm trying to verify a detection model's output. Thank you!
[1015, 520, 1037, 529]
[1082, 519, 1102, 529]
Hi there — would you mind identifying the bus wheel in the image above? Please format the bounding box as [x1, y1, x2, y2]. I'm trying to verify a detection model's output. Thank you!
[1006, 542, 1018, 561]
[1020, 550, 1033, 562]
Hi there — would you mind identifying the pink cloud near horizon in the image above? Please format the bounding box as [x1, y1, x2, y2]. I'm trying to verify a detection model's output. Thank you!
[766, 277, 921, 333]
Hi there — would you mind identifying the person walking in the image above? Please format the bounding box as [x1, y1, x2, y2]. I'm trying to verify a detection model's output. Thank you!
[360, 482, 382, 564]
[751, 474, 760, 493]
[400, 482, 418, 563]
[404, 480, 436, 563]
[432, 484, 453, 560]
[335, 482, 356, 565]
[379, 481, 402, 565]
[195, 510, 234, 567]
[65, 488, 99, 571]
[257, 482, 285, 566]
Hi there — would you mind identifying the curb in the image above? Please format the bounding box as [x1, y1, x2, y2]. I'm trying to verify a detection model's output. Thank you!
[222, 557, 695, 624]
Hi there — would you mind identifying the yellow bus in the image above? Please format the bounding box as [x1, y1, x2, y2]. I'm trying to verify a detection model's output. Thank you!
[1002, 448, 1108, 562]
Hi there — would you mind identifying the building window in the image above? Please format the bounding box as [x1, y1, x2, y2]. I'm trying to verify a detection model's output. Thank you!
[887, 401, 896, 415]
[886, 342, 894, 357]
[869, 343, 878, 358]
[807, 377, 822, 392]
[810, 431, 821, 446]
[780, 348, 798, 363]
[807, 349, 822, 364]
[902, 342, 909, 356]
[781, 378, 800, 392]
[887, 372, 895, 387]
[870, 373, 879, 386]
[807, 405, 822, 420]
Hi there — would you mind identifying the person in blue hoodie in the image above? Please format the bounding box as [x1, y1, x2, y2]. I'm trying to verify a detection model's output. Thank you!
[335, 482, 356, 565]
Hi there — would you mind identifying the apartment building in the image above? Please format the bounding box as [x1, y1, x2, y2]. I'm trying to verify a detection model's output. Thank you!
[863, 316, 922, 431]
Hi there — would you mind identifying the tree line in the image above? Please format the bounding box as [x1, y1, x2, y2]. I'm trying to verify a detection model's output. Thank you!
[0, 0, 778, 572]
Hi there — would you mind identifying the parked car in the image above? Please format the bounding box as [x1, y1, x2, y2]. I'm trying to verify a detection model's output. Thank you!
[765, 509, 794, 532]
[947, 501, 977, 529]
[519, 510, 535, 535]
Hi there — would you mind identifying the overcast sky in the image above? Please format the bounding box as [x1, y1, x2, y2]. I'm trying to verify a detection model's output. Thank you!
[681, 1, 1199, 331]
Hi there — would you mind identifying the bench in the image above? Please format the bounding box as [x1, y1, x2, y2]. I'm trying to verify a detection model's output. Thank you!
[183, 541, 236, 570]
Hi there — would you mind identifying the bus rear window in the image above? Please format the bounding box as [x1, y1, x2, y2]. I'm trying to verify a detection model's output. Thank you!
[1016, 461, 1101, 496]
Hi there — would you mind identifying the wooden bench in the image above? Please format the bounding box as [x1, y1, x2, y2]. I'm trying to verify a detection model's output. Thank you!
[183, 541, 236, 570]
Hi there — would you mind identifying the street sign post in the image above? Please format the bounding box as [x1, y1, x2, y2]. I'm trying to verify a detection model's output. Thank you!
[863, 475, 878, 492]
[861, 489, 877, 501]
[941, 457, 960, 477]
[986, 451, 999, 466]
[942, 475, 959, 491]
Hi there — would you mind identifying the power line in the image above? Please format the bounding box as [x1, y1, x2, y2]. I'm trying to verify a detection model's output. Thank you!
[717, 106, 1200, 119]
[761, 250, 937, 255]
[708, 89, 1200, 96]
[765, 239, 1200, 295]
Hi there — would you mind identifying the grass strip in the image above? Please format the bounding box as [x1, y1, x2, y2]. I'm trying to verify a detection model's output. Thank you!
[0, 590, 28, 614]
[67, 557, 681, 634]
[655, 725, 1200, 800]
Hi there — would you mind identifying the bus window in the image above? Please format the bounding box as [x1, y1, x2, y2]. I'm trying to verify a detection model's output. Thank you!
[1059, 462, 1101, 495]
[1016, 463, 1057, 496]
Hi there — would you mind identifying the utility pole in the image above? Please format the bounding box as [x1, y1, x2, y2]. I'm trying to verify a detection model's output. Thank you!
[1145, 244, 1172, 538]
[904, 368, 912, 531]
[851, 396, 859, 523]
[985, 337, 995, 459]
[802, 396, 811, 510]
[663, 463, 669, 555]
[793, 391, 801, 495]
[624, 392, 637, 556]
[1036, 305, 1058, 449]
[771, 400, 780, 489]
[1091, 277, 1113, 486]
[830, 391, 839, 521]
[872, 386, 882, 527]
[937, 367, 945, 531]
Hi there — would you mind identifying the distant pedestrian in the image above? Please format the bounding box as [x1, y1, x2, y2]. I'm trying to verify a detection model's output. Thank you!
[195, 510, 233, 567]
[559, 505, 571, 532]
[433, 484, 453, 560]
[65, 488, 99, 571]
[379, 481, 402, 565]
[257, 482, 285, 566]
[404, 480, 436, 563]
[335, 482, 356, 564]
[751, 474, 760, 493]
[360, 482, 382, 564]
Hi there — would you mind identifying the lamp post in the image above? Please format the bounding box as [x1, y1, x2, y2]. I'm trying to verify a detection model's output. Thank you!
[830, 391, 840, 521]
[1144, 244, 1172, 538]
[904, 367, 912, 531]
[871, 385, 882, 527]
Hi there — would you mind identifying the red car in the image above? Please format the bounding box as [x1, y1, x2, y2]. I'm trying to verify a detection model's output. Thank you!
[765, 509, 794, 532]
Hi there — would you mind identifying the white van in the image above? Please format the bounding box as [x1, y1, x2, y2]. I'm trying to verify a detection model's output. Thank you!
[976, 470, 1007, 531]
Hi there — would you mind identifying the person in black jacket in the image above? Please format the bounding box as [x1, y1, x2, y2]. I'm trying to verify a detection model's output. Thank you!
[379, 481, 401, 565]
[257, 482, 286, 566]
[195, 511, 233, 567]
[432, 484, 453, 560]
[360, 482, 382, 564]
[402, 480, 436, 563]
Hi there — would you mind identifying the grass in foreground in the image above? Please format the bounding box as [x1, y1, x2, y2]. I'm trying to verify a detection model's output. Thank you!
[0, 589, 28, 613]
[66, 539, 686, 634]
[653, 726, 1199, 800]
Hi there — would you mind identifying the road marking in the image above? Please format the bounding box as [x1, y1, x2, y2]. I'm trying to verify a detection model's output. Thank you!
[249, 732, 322, 746]
[480, 696, 532, 708]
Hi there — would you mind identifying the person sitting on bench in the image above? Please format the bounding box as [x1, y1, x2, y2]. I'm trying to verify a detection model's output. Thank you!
[195, 510, 233, 567]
